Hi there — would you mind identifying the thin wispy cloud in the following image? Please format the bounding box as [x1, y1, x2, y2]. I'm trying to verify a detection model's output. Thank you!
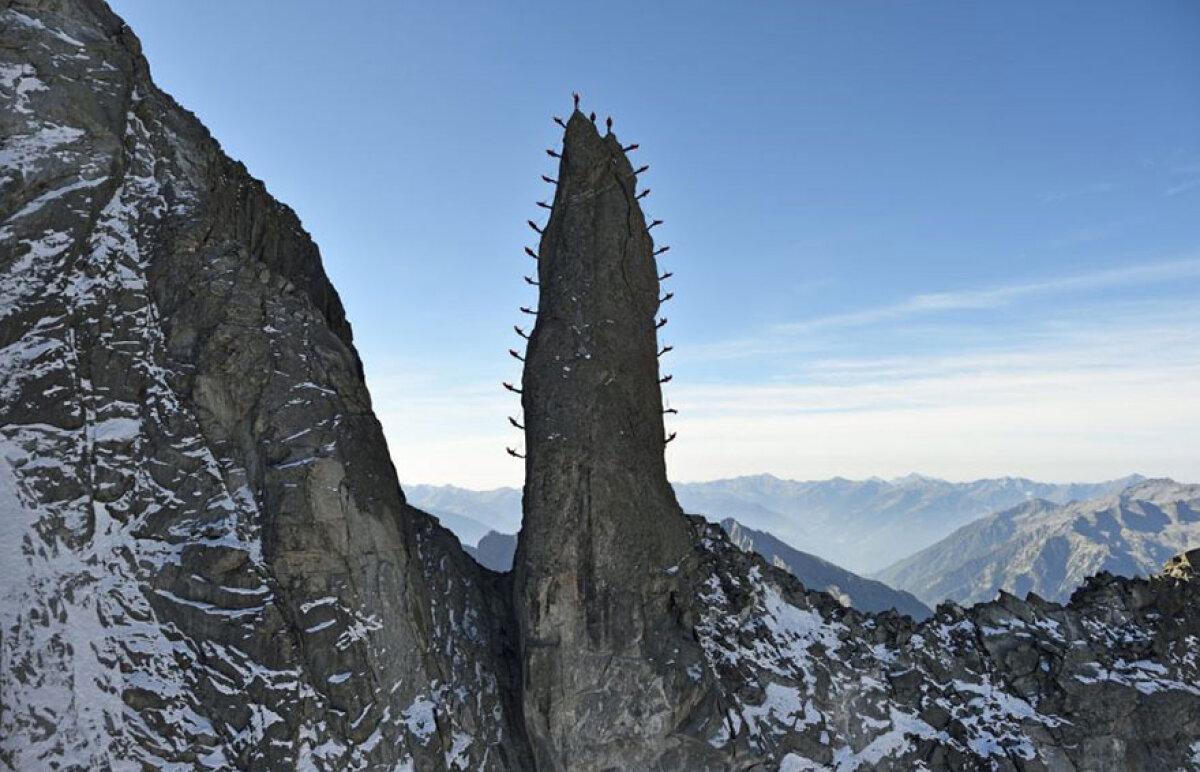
[679, 256, 1200, 364]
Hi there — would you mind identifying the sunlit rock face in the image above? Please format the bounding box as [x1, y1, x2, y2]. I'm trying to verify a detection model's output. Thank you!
[0, 2, 529, 768]
[4, 2, 1200, 771]
[511, 111, 708, 770]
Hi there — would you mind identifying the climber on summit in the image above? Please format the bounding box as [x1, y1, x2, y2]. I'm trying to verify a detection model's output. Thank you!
[606, 116, 613, 133]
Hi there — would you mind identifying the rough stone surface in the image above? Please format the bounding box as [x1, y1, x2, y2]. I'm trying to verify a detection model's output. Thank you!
[0, 2, 530, 768]
[511, 110, 707, 770]
[4, 3, 1200, 771]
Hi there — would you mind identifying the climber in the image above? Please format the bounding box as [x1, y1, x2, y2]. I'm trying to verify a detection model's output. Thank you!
[553, 116, 566, 129]
[656, 317, 668, 329]
[658, 345, 673, 357]
[654, 246, 670, 257]
[658, 271, 673, 281]
[605, 116, 613, 133]
[623, 143, 639, 152]
[503, 381, 522, 393]
[634, 165, 649, 175]
[513, 325, 528, 339]
[546, 149, 560, 159]
[589, 111, 596, 123]
[527, 220, 542, 233]
[659, 374, 673, 384]
[663, 408, 678, 415]
[507, 447, 526, 459]
[573, 92, 580, 110]
[524, 276, 539, 286]
[508, 416, 524, 430]
[660, 291, 674, 303]
[536, 201, 552, 210]
[664, 432, 677, 445]
[509, 349, 524, 361]
[648, 219, 663, 230]
[520, 306, 537, 315]
[542, 175, 556, 185]
[636, 189, 650, 200]
[525, 247, 538, 259]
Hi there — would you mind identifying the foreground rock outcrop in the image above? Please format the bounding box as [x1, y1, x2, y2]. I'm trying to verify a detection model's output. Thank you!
[3, 2, 1200, 770]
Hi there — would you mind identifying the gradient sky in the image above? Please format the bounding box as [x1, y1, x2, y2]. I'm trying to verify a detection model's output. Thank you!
[110, 1, 1200, 488]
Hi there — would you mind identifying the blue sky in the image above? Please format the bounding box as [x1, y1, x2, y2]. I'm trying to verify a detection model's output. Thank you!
[112, 1, 1200, 487]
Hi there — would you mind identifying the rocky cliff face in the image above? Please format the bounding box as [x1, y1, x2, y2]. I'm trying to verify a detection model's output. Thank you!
[0, 2, 529, 768]
[4, 2, 1200, 771]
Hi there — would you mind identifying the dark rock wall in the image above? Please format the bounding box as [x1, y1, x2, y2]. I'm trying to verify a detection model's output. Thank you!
[511, 111, 704, 769]
[0, 2, 528, 768]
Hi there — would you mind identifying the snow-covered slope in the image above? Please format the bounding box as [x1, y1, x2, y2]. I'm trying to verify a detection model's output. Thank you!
[877, 479, 1200, 607]
[721, 519, 931, 619]
[0, 3, 529, 767]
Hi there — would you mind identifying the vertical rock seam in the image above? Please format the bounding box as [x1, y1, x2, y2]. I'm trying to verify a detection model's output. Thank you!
[512, 110, 704, 769]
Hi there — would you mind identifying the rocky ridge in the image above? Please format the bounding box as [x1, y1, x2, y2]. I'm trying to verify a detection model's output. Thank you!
[3, 2, 1200, 770]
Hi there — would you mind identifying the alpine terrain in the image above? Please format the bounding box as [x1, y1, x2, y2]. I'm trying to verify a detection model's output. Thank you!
[3, 2, 1200, 770]
[877, 479, 1200, 607]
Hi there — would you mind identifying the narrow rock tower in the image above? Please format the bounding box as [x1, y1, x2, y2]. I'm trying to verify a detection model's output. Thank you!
[511, 111, 703, 768]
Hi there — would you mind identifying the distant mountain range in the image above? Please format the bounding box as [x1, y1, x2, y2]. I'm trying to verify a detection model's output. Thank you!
[457, 521, 931, 619]
[407, 473, 1144, 574]
[876, 479, 1200, 607]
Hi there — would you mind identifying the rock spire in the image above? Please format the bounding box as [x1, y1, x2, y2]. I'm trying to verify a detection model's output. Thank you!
[511, 109, 701, 768]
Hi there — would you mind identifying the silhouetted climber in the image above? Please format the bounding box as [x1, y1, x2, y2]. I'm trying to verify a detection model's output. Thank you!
[542, 175, 557, 185]
[656, 317, 668, 328]
[507, 447, 526, 459]
[589, 111, 596, 123]
[658, 345, 673, 356]
[660, 291, 674, 303]
[537, 201, 552, 209]
[664, 432, 677, 444]
[509, 349, 525, 361]
[636, 189, 650, 200]
[658, 271, 673, 280]
[520, 306, 536, 315]
[663, 408, 678, 415]
[573, 91, 580, 110]
[659, 374, 673, 384]
[554, 116, 567, 128]
[527, 220, 542, 234]
[605, 116, 612, 133]
[654, 246, 670, 256]
[503, 381, 522, 393]
[547, 149, 561, 159]
[509, 416, 525, 430]
[648, 219, 663, 230]
[634, 165, 649, 175]
[514, 325, 529, 339]
[524, 276, 539, 286]
[623, 143, 639, 152]
[525, 247, 538, 259]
